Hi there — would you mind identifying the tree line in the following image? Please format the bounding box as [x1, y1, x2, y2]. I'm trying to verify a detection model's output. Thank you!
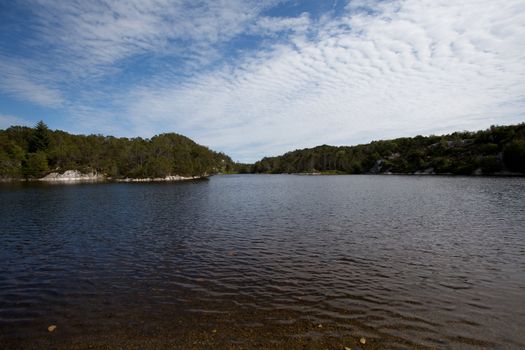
[0, 121, 235, 179]
[249, 124, 525, 175]
[2, 122, 524, 179]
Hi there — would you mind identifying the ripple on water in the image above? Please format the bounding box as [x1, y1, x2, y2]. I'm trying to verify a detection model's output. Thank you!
[1, 175, 525, 349]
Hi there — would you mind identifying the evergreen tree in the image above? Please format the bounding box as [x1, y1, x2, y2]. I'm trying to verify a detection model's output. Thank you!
[29, 120, 51, 152]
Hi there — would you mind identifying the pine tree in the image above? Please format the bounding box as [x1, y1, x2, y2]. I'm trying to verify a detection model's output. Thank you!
[29, 120, 51, 152]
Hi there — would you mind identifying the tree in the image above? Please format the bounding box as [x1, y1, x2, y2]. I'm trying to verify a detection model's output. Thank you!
[251, 123, 525, 175]
[145, 157, 172, 178]
[29, 120, 51, 152]
[23, 151, 49, 178]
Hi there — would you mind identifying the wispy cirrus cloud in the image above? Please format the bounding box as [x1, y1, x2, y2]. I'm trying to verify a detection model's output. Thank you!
[18, 0, 281, 75]
[0, 57, 64, 107]
[0, 114, 31, 129]
[250, 13, 311, 37]
[0, 0, 524, 162]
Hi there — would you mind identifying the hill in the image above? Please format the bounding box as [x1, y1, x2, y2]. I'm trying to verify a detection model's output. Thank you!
[0, 121, 235, 180]
[251, 124, 525, 175]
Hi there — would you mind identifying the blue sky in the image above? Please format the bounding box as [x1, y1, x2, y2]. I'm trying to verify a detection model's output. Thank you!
[0, 0, 524, 162]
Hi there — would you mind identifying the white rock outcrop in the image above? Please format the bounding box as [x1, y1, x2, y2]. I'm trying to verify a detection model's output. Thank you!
[40, 170, 105, 182]
[116, 175, 204, 182]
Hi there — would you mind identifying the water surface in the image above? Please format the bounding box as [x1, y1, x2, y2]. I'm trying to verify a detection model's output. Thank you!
[1, 175, 524, 349]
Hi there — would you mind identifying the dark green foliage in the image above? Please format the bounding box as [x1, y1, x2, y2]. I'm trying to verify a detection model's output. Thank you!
[503, 140, 525, 172]
[29, 120, 51, 152]
[0, 123, 234, 179]
[23, 151, 49, 177]
[0, 132, 25, 178]
[233, 163, 253, 174]
[251, 124, 525, 175]
[480, 155, 500, 173]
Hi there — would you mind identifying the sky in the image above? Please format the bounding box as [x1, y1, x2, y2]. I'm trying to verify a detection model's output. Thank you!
[0, 0, 524, 162]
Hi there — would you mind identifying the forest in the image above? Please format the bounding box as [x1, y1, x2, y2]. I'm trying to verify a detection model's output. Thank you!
[250, 124, 525, 175]
[0, 121, 235, 179]
[2, 122, 525, 179]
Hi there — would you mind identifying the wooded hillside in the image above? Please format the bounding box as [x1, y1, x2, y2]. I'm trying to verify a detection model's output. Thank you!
[251, 124, 525, 175]
[0, 121, 235, 179]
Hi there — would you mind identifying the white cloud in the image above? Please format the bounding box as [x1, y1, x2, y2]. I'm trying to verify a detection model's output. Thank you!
[25, 0, 281, 74]
[250, 13, 311, 36]
[0, 0, 524, 161]
[121, 0, 525, 161]
[0, 114, 31, 129]
[0, 58, 64, 107]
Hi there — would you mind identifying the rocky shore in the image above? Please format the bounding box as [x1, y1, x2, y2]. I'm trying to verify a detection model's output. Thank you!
[40, 170, 105, 182]
[115, 175, 206, 182]
[1, 171, 208, 183]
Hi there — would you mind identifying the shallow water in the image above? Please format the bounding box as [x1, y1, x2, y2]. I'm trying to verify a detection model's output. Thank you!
[1, 175, 524, 349]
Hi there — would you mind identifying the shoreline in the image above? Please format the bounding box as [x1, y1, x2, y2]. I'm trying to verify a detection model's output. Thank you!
[253, 172, 525, 177]
[2, 172, 524, 183]
[114, 175, 207, 182]
[0, 170, 209, 183]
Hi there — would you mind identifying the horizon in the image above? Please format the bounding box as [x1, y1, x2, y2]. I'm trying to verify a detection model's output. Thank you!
[1, 1, 524, 162]
[2, 120, 523, 163]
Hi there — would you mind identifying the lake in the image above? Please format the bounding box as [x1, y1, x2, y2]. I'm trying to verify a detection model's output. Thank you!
[1, 175, 524, 349]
